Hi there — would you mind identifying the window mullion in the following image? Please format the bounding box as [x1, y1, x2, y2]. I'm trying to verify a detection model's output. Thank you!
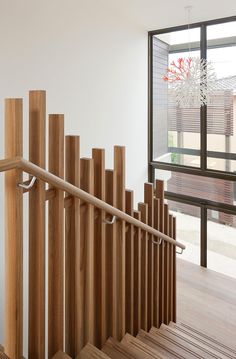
[200, 24, 207, 171]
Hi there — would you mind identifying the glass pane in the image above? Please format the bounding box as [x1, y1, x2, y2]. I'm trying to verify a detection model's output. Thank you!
[152, 28, 201, 167]
[168, 200, 200, 265]
[207, 209, 236, 278]
[155, 169, 236, 206]
[207, 21, 236, 40]
[207, 21, 236, 172]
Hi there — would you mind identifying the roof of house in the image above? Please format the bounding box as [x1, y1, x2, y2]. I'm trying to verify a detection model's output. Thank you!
[216, 75, 236, 91]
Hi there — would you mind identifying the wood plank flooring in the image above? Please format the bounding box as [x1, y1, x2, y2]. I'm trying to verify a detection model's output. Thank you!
[177, 259, 236, 349]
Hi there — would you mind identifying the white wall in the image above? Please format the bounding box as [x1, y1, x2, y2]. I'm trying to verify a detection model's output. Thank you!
[0, 0, 235, 350]
[0, 0, 148, 346]
[0, 0, 148, 197]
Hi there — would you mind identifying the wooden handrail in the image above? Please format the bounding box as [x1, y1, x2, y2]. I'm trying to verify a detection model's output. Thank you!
[0, 157, 22, 172]
[0, 157, 185, 250]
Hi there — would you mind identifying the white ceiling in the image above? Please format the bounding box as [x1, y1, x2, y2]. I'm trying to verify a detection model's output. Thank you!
[103, 0, 236, 31]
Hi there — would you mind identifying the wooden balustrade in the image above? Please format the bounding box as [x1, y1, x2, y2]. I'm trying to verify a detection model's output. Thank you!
[5, 99, 23, 359]
[29, 90, 46, 359]
[65, 135, 80, 357]
[2, 90, 182, 359]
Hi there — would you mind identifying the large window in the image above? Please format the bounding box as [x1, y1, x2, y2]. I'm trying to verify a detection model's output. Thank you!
[207, 210, 236, 277]
[149, 16, 236, 278]
[152, 28, 201, 167]
[207, 21, 236, 173]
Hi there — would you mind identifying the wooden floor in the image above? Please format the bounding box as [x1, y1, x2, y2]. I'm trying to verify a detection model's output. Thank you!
[177, 259, 236, 349]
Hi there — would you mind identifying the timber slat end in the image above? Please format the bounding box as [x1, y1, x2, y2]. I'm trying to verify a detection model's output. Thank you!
[52, 351, 72, 359]
[0, 349, 10, 359]
[78, 343, 111, 358]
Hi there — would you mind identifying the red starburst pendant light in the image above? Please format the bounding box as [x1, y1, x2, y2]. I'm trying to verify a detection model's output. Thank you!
[162, 6, 217, 108]
[163, 56, 217, 107]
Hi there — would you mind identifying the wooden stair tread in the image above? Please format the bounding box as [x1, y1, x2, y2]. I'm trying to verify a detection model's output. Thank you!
[0, 354, 9, 359]
[137, 329, 199, 359]
[102, 337, 136, 359]
[52, 351, 72, 359]
[0, 345, 26, 359]
[0, 347, 16, 359]
[121, 333, 166, 359]
[167, 323, 236, 359]
[171, 322, 236, 356]
[79, 343, 111, 358]
[153, 325, 229, 359]
[0, 347, 10, 359]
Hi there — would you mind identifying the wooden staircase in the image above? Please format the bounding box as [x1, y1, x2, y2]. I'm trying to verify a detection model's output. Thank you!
[0, 90, 235, 359]
[1, 322, 236, 359]
[10, 321, 230, 359]
[50, 322, 236, 359]
[0, 90, 186, 359]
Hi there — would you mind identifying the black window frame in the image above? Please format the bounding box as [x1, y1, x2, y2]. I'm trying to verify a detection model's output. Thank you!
[148, 15, 236, 268]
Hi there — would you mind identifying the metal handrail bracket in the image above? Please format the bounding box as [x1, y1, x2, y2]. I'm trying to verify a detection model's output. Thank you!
[18, 176, 37, 190]
[152, 238, 162, 245]
[104, 215, 117, 224]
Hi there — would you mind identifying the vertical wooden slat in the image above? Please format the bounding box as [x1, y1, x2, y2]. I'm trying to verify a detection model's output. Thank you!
[153, 198, 160, 328]
[48, 115, 65, 359]
[125, 190, 134, 335]
[105, 170, 118, 340]
[114, 146, 126, 339]
[133, 210, 141, 335]
[92, 149, 106, 347]
[144, 183, 154, 330]
[173, 216, 177, 323]
[155, 180, 164, 327]
[5, 99, 23, 359]
[65, 136, 80, 357]
[168, 214, 174, 323]
[138, 202, 148, 331]
[163, 203, 169, 324]
[79, 158, 95, 348]
[28, 90, 46, 359]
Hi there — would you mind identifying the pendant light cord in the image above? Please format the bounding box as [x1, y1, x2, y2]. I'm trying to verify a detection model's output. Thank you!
[185, 6, 193, 56]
